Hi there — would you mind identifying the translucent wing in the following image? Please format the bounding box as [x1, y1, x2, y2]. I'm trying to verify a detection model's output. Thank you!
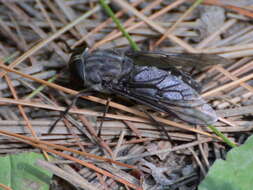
[108, 66, 217, 125]
[125, 50, 229, 93]
[126, 50, 229, 69]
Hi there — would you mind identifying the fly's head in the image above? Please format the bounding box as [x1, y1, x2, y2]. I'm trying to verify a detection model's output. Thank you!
[69, 49, 134, 92]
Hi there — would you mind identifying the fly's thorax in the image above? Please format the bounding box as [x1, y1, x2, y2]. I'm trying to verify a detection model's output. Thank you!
[70, 49, 134, 91]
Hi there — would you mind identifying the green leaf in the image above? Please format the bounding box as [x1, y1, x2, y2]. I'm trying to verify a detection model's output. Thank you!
[198, 135, 253, 190]
[0, 152, 52, 190]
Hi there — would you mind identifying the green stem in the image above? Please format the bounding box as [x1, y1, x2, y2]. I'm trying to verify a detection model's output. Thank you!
[25, 75, 58, 99]
[99, 0, 140, 51]
[208, 125, 237, 148]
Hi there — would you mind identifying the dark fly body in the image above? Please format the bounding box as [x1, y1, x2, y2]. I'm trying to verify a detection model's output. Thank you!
[68, 48, 222, 125]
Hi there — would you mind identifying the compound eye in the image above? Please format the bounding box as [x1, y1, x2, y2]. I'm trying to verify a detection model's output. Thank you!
[69, 59, 86, 82]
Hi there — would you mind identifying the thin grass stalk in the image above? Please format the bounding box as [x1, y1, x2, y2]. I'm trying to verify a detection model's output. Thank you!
[25, 75, 58, 99]
[99, 0, 140, 51]
[208, 125, 237, 147]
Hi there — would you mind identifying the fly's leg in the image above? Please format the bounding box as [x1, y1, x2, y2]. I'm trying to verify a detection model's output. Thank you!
[56, 39, 73, 53]
[97, 98, 111, 137]
[56, 39, 89, 54]
[142, 109, 174, 143]
[48, 90, 94, 133]
[189, 66, 196, 75]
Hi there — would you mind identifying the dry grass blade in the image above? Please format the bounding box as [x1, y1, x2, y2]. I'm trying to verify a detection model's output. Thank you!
[4, 74, 50, 159]
[197, 19, 237, 49]
[1, 1, 253, 189]
[0, 96, 219, 140]
[91, 0, 163, 50]
[117, 138, 213, 161]
[36, 0, 57, 32]
[36, 159, 96, 190]
[154, 0, 204, 47]
[0, 131, 141, 189]
[112, 0, 197, 52]
[73, 0, 144, 48]
[0, 129, 136, 169]
[202, 72, 253, 97]
[0, 183, 12, 190]
[203, 0, 253, 18]
[0, 133, 140, 189]
[0, 3, 101, 78]
[99, 0, 140, 50]
[214, 65, 253, 93]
